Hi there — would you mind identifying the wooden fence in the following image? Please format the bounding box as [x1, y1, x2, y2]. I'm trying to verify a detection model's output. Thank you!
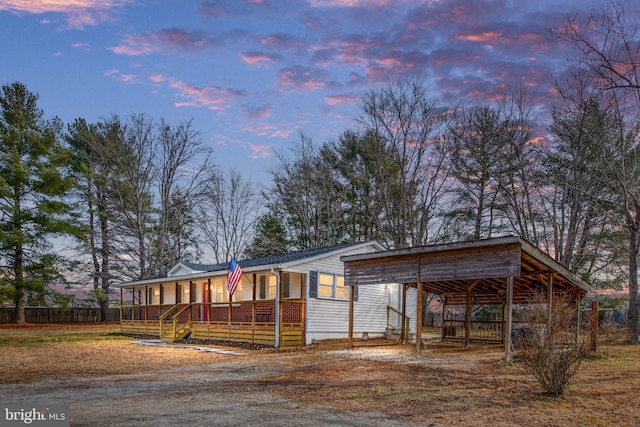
[0, 307, 120, 323]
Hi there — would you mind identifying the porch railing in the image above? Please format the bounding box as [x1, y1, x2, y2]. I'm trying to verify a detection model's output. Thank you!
[120, 299, 306, 346]
[442, 319, 504, 343]
[387, 305, 410, 342]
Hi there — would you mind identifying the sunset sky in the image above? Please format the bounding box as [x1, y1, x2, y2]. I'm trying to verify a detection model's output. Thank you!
[0, 0, 629, 181]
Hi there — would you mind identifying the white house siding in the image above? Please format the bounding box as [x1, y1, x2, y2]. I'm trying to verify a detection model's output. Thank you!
[304, 244, 393, 344]
[405, 287, 417, 337]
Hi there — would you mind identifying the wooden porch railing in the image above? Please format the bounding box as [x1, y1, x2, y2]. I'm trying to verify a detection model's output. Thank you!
[442, 319, 504, 343]
[120, 299, 305, 347]
[387, 305, 410, 343]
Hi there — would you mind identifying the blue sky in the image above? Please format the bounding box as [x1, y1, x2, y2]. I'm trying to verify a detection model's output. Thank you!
[0, 0, 627, 181]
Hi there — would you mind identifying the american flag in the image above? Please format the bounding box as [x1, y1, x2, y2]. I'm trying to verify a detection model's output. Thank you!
[226, 257, 243, 296]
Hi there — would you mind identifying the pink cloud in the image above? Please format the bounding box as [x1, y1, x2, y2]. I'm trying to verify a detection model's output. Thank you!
[168, 79, 245, 110]
[110, 28, 207, 56]
[0, 0, 133, 30]
[149, 74, 165, 83]
[277, 65, 332, 90]
[306, 0, 395, 7]
[248, 143, 272, 159]
[240, 51, 282, 65]
[324, 93, 358, 105]
[71, 42, 91, 50]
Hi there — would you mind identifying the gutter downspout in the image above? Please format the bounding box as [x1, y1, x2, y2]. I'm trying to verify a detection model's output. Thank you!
[270, 268, 281, 348]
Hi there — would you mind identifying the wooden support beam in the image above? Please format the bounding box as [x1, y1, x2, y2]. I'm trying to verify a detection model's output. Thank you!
[590, 301, 599, 352]
[441, 294, 447, 342]
[348, 285, 354, 348]
[547, 273, 553, 332]
[401, 284, 408, 344]
[464, 289, 471, 348]
[416, 282, 424, 353]
[505, 276, 514, 362]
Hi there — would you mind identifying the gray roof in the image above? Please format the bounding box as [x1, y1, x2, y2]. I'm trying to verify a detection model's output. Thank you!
[182, 241, 372, 273]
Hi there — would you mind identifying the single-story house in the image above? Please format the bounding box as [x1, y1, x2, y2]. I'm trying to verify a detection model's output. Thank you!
[117, 241, 417, 347]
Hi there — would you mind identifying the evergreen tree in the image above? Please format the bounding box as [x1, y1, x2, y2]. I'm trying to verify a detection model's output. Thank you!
[0, 82, 77, 323]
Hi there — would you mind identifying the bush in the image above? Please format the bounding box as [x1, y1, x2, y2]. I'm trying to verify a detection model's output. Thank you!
[513, 292, 590, 396]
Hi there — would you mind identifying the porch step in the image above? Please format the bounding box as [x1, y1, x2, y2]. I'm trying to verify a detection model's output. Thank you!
[160, 328, 191, 341]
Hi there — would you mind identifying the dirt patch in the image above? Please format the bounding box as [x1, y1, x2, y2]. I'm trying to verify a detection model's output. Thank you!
[1, 324, 639, 426]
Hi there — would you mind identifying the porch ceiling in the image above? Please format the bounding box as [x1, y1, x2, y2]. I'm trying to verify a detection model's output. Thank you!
[341, 236, 590, 304]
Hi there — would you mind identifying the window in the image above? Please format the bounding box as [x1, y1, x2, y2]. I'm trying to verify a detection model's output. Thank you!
[318, 273, 334, 297]
[335, 276, 348, 299]
[311, 272, 348, 300]
[282, 273, 290, 299]
[258, 275, 276, 299]
[259, 275, 267, 299]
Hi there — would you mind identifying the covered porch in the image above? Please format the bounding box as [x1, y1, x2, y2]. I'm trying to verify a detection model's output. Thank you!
[119, 300, 305, 347]
[341, 236, 590, 361]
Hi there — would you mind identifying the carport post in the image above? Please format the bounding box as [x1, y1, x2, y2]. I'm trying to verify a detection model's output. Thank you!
[416, 282, 423, 353]
[505, 276, 514, 362]
[348, 285, 354, 348]
[547, 274, 553, 332]
[401, 284, 407, 344]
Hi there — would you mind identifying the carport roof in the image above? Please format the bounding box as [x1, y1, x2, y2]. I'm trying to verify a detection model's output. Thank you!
[340, 236, 589, 304]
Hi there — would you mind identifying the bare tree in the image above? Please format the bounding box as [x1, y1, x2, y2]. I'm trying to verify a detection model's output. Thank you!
[555, 1, 640, 106]
[152, 118, 211, 274]
[446, 104, 507, 240]
[555, 1, 640, 343]
[358, 77, 451, 248]
[200, 168, 259, 262]
[268, 133, 346, 251]
[492, 85, 547, 246]
[104, 114, 156, 281]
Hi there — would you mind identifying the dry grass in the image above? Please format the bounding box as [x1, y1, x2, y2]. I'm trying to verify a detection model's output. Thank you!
[0, 323, 266, 383]
[1, 324, 639, 426]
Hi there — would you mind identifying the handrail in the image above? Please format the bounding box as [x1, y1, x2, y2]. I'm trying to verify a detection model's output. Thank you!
[387, 305, 411, 342]
[159, 304, 181, 338]
[171, 304, 193, 340]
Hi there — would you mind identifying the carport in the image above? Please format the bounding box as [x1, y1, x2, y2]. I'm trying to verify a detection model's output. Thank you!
[341, 236, 590, 361]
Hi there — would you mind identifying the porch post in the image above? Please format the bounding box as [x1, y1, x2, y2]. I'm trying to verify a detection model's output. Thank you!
[348, 284, 354, 348]
[416, 282, 423, 353]
[441, 295, 447, 342]
[505, 276, 514, 362]
[401, 284, 407, 344]
[273, 270, 281, 348]
[590, 300, 598, 351]
[547, 273, 554, 332]
[144, 286, 148, 322]
[464, 290, 471, 348]
[119, 288, 123, 322]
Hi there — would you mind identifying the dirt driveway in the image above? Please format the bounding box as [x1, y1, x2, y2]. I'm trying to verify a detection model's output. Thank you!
[2, 341, 425, 426]
[1, 325, 639, 426]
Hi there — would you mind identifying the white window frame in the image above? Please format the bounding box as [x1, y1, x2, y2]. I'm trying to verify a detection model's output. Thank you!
[317, 272, 348, 301]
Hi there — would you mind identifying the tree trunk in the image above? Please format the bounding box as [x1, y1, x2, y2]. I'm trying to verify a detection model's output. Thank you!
[100, 207, 110, 322]
[628, 219, 639, 344]
[14, 246, 25, 324]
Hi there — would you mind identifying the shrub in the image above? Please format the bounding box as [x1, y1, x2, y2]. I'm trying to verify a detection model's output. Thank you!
[513, 292, 590, 396]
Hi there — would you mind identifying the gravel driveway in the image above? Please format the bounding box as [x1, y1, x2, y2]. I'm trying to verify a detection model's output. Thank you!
[2, 344, 421, 427]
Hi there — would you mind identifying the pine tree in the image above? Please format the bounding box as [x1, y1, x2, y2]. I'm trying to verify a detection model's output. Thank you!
[0, 82, 77, 323]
